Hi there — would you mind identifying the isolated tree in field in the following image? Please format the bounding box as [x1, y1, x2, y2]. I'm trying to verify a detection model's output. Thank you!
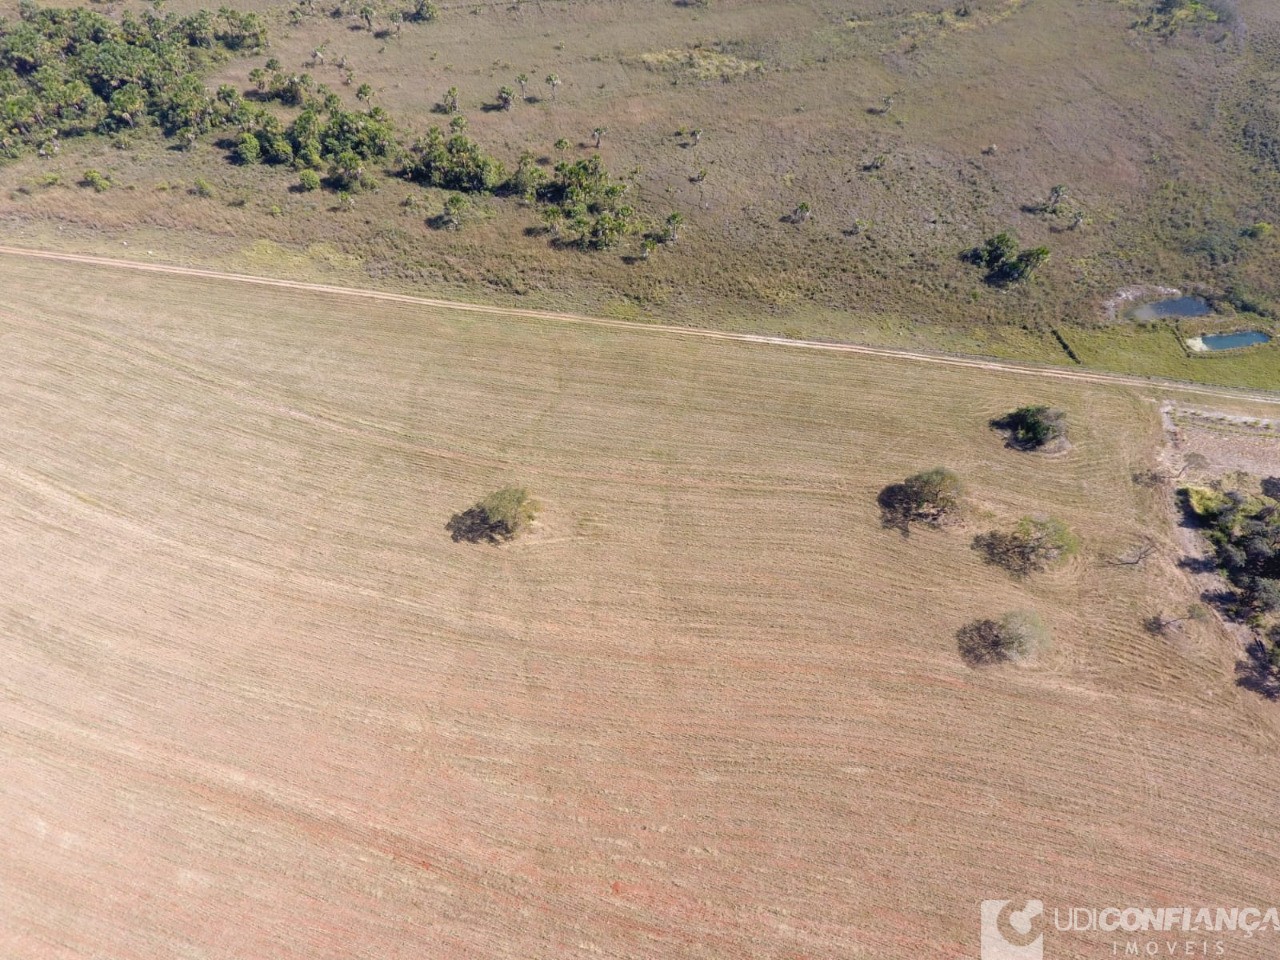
[359, 4, 374, 30]
[447, 486, 538, 543]
[662, 211, 684, 243]
[441, 193, 467, 228]
[973, 516, 1079, 578]
[516, 73, 529, 98]
[498, 86, 516, 110]
[878, 467, 964, 533]
[545, 73, 561, 99]
[356, 83, 373, 102]
[791, 201, 812, 224]
[690, 127, 702, 145]
[957, 610, 1050, 666]
[639, 237, 657, 260]
[990, 405, 1067, 450]
[441, 86, 459, 114]
[1045, 183, 1067, 215]
[592, 126, 606, 148]
[981, 231, 1018, 267]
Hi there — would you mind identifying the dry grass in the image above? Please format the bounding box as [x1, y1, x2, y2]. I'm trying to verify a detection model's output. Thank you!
[0, 0, 1278, 387]
[1, 255, 1279, 958]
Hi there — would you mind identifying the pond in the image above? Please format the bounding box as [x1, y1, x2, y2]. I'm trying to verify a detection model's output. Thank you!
[1188, 330, 1273, 352]
[1129, 295, 1212, 321]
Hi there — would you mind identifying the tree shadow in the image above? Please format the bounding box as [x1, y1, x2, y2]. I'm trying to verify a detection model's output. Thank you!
[877, 483, 914, 536]
[1236, 638, 1280, 699]
[1175, 554, 1219, 575]
[957, 619, 1007, 667]
[445, 506, 504, 544]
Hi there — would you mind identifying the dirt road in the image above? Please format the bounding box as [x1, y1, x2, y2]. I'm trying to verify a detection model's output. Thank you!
[0, 244, 1275, 406]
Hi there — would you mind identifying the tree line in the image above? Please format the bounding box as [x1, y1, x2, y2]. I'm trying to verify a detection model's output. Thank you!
[0, 2, 266, 157]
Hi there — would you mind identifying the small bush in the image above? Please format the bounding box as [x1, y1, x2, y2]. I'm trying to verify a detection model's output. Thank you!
[957, 610, 1050, 665]
[964, 231, 1049, 285]
[298, 169, 322, 192]
[193, 177, 215, 198]
[1179, 485, 1230, 520]
[447, 486, 538, 544]
[991, 405, 1067, 450]
[973, 516, 1079, 577]
[82, 169, 111, 192]
[878, 467, 964, 533]
[234, 131, 261, 165]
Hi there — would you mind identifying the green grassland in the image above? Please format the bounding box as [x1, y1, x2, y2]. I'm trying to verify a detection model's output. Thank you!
[0, 0, 1277, 388]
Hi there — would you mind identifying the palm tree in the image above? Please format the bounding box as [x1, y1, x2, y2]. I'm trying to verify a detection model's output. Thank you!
[792, 201, 812, 223]
[356, 83, 373, 102]
[442, 86, 459, 113]
[690, 128, 702, 145]
[516, 73, 529, 98]
[663, 211, 684, 243]
[443, 194, 467, 228]
[592, 126, 606, 148]
[359, 4, 374, 30]
[1046, 184, 1067, 214]
[541, 205, 564, 236]
[498, 86, 516, 110]
[545, 73, 561, 100]
[640, 237, 656, 260]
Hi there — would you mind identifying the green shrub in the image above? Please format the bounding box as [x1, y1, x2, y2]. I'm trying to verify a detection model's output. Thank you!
[1180, 485, 1230, 519]
[878, 467, 964, 532]
[234, 131, 261, 165]
[446, 487, 539, 543]
[298, 169, 322, 192]
[991, 405, 1067, 450]
[82, 169, 111, 192]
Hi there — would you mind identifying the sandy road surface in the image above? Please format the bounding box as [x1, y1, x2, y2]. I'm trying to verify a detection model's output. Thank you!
[0, 244, 1276, 406]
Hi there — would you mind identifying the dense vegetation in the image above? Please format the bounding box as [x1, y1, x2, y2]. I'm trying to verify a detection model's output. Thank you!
[446, 486, 538, 544]
[964, 231, 1050, 286]
[0, 2, 266, 157]
[0, 2, 670, 253]
[1183, 480, 1280, 643]
[990, 406, 1068, 450]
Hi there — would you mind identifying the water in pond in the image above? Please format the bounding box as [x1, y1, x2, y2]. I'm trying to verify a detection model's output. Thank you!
[1130, 296, 1212, 322]
[1196, 330, 1272, 351]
